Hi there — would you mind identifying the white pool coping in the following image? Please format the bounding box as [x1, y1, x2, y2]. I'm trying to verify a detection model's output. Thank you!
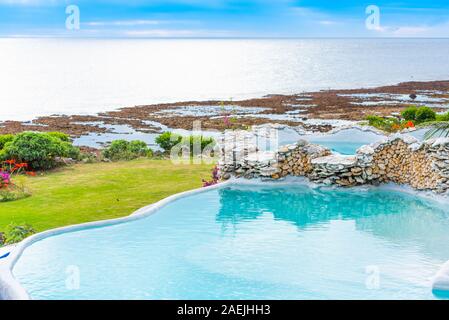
[1, 178, 449, 299]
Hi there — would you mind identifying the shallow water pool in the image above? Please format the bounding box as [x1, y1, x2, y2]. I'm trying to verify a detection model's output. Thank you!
[275, 128, 386, 155]
[13, 184, 449, 299]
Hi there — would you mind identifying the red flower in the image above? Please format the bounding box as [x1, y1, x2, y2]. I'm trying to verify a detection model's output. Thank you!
[4, 159, 15, 165]
[405, 121, 415, 128]
[25, 171, 36, 176]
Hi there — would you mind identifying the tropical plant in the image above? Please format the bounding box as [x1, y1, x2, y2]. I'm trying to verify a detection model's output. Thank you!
[423, 121, 449, 139]
[103, 140, 153, 161]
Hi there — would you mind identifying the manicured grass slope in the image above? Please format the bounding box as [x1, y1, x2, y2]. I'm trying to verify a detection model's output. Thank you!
[0, 159, 213, 232]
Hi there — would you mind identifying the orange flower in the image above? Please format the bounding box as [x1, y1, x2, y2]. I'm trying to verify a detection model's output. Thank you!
[405, 121, 415, 128]
[5, 159, 15, 165]
[26, 171, 36, 176]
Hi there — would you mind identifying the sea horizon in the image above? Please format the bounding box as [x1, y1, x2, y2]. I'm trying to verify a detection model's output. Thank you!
[1, 37, 449, 122]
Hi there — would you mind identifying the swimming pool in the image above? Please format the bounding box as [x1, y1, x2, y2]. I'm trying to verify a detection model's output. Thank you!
[275, 127, 386, 155]
[8, 182, 449, 300]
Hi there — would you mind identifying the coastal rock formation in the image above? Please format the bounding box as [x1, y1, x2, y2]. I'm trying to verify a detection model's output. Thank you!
[218, 127, 449, 194]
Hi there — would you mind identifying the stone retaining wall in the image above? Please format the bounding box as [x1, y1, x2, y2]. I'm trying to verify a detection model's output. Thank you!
[218, 129, 449, 194]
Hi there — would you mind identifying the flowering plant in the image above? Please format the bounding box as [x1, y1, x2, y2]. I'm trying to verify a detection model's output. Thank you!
[0, 159, 35, 190]
[404, 120, 415, 128]
[202, 166, 220, 187]
[0, 171, 10, 189]
[1, 159, 35, 176]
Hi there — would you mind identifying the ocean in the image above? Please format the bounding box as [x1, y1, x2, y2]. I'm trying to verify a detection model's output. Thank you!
[1, 38, 449, 121]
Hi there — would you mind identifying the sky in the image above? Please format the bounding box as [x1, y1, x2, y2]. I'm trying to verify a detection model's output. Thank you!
[0, 0, 449, 38]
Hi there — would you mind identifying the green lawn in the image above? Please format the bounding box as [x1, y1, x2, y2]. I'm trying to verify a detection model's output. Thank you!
[0, 159, 213, 232]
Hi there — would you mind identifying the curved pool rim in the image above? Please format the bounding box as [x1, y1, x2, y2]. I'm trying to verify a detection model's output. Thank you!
[0, 180, 232, 300]
[1, 178, 449, 299]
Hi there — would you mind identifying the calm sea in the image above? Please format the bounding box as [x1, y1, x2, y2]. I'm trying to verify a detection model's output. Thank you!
[1, 38, 449, 121]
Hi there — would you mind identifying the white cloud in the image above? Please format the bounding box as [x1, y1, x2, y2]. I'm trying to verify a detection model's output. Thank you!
[85, 20, 162, 27]
[369, 20, 449, 37]
[122, 28, 232, 37]
[0, 0, 59, 5]
[392, 26, 430, 36]
[318, 20, 337, 26]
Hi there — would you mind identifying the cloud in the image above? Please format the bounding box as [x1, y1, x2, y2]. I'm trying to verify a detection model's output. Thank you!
[0, 0, 59, 5]
[84, 19, 199, 27]
[122, 28, 232, 37]
[368, 20, 449, 37]
[85, 20, 162, 27]
[392, 26, 430, 36]
[317, 20, 337, 26]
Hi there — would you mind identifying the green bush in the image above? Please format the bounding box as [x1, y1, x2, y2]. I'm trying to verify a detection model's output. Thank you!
[0, 187, 30, 203]
[188, 135, 216, 151]
[155, 132, 215, 153]
[47, 131, 71, 142]
[415, 107, 436, 123]
[436, 112, 449, 121]
[366, 115, 385, 127]
[365, 115, 402, 132]
[103, 140, 152, 161]
[401, 106, 418, 121]
[3, 223, 35, 244]
[0, 134, 14, 150]
[155, 132, 182, 152]
[2, 132, 80, 170]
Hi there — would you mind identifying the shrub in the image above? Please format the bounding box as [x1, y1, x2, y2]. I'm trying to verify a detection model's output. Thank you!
[47, 131, 71, 142]
[436, 112, 449, 122]
[415, 107, 436, 123]
[3, 224, 35, 244]
[0, 134, 14, 150]
[365, 115, 401, 132]
[0, 187, 30, 203]
[155, 132, 215, 153]
[366, 115, 385, 127]
[103, 140, 152, 161]
[2, 132, 80, 170]
[155, 132, 182, 152]
[401, 106, 418, 121]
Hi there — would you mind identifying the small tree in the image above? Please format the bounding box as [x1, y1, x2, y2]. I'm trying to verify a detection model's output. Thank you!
[401, 106, 418, 121]
[415, 106, 436, 123]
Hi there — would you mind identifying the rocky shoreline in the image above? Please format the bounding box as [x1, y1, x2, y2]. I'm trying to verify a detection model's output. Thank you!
[1, 80, 448, 148]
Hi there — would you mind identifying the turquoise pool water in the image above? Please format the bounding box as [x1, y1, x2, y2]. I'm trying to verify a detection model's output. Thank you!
[13, 184, 449, 300]
[275, 128, 386, 155]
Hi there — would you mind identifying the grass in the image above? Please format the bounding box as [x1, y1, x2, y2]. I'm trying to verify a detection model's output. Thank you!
[0, 159, 213, 233]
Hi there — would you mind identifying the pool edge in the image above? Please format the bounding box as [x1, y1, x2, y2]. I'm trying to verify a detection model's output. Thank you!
[0, 180, 233, 300]
[1, 178, 449, 299]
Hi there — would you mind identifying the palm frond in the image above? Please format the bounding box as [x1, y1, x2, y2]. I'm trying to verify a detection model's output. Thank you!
[423, 121, 449, 140]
